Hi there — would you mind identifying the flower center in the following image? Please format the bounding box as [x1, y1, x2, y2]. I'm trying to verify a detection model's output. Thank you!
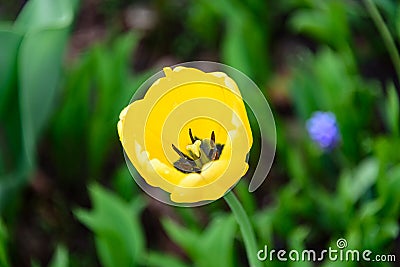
[172, 129, 224, 173]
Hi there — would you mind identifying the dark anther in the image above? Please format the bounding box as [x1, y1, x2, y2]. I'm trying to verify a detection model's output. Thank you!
[189, 128, 196, 143]
[174, 158, 201, 173]
[172, 143, 200, 173]
[211, 131, 215, 143]
[208, 146, 217, 160]
[172, 144, 189, 159]
[215, 144, 224, 160]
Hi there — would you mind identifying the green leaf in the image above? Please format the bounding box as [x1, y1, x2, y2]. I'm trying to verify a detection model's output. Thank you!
[0, 28, 24, 179]
[31, 260, 41, 267]
[221, 16, 269, 84]
[378, 163, 400, 217]
[288, 226, 310, 249]
[286, 148, 309, 187]
[340, 158, 379, 203]
[0, 219, 10, 267]
[222, 20, 253, 80]
[289, 1, 348, 49]
[200, 215, 237, 267]
[235, 181, 256, 215]
[48, 245, 69, 267]
[205, 0, 269, 83]
[162, 214, 237, 267]
[49, 33, 149, 179]
[359, 199, 383, 219]
[385, 83, 399, 136]
[374, 137, 400, 168]
[15, 0, 74, 167]
[288, 227, 312, 267]
[0, 170, 27, 216]
[379, 219, 399, 240]
[87, 34, 140, 174]
[0, 28, 22, 114]
[289, 57, 319, 120]
[162, 219, 200, 259]
[112, 165, 138, 201]
[19, 28, 69, 167]
[290, 10, 329, 40]
[75, 184, 146, 267]
[254, 208, 275, 245]
[396, 3, 400, 40]
[14, 0, 73, 32]
[144, 252, 189, 267]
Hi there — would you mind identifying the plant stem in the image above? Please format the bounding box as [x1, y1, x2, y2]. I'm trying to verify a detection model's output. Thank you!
[364, 0, 400, 82]
[224, 191, 261, 267]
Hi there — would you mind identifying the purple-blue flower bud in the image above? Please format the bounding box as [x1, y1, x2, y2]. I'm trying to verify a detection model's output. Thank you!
[306, 111, 340, 150]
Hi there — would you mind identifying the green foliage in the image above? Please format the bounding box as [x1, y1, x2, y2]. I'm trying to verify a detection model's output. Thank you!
[48, 246, 69, 267]
[0, 219, 10, 267]
[112, 165, 139, 201]
[0, 28, 21, 115]
[339, 158, 379, 204]
[189, 0, 270, 85]
[397, 3, 400, 40]
[290, 0, 349, 49]
[144, 252, 189, 267]
[50, 33, 150, 179]
[162, 214, 237, 267]
[4, 0, 75, 169]
[0, 0, 75, 216]
[75, 184, 146, 267]
[289, 47, 379, 161]
[385, 84, 399, 136]
[75, 183, 193, 267]
[31, 245, 69, 267]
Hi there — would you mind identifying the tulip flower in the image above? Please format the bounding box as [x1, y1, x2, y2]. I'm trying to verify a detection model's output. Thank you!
[118, 66, 252, 203]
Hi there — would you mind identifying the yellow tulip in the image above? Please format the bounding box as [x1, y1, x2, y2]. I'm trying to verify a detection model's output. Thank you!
[118, 66, 252, 203]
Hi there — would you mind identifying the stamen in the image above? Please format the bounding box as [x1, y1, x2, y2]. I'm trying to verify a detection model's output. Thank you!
[172, 129, 224, 173]
[215, 144, 224, 160]
[172, 144, 189, 159]
[208, 146, 217, 160]
[189, 128, 196, 143]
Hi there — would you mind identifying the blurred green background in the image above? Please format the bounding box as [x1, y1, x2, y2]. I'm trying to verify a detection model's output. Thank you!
[0, 0, 399, 266]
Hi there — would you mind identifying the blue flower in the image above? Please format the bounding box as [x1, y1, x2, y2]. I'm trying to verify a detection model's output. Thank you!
[306, 111, 340, 150]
